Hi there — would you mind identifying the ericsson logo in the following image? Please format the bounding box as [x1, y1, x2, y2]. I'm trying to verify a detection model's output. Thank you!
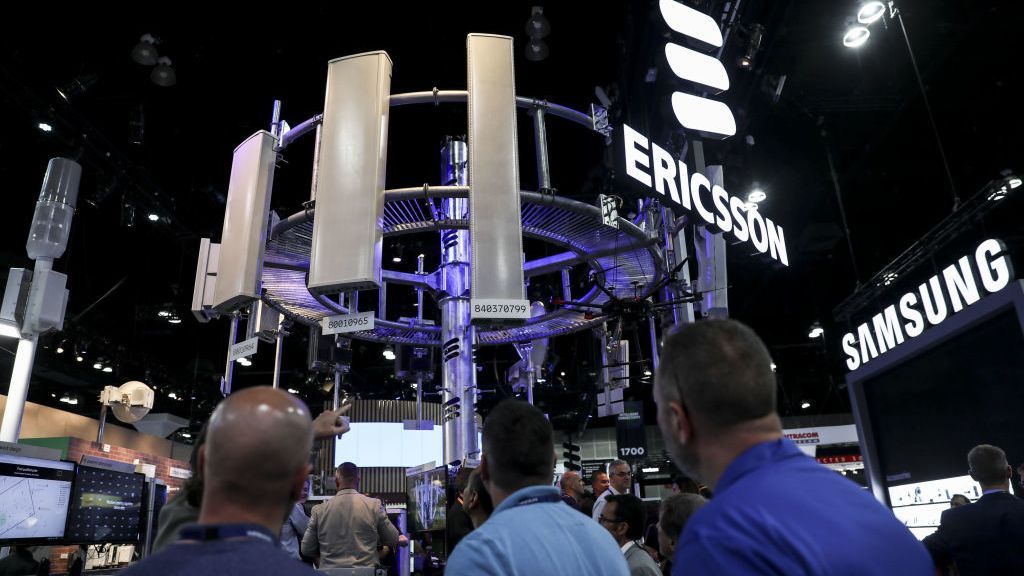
[659, 0, 736, 140]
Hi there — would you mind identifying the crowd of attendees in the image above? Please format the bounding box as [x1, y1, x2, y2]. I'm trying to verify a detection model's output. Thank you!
[107, 319, 1022, 576]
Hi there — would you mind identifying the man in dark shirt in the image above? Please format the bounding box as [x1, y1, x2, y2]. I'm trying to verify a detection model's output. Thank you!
[446, 466, 475, 555]
[654, 320, 931, 575]
[121, 386, 350, 576]
[923, 444, 1024, 575]
[560, 471, 585, 510]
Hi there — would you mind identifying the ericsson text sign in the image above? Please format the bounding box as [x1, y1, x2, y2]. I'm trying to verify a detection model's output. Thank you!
[622, 124, 789, 266]
[842, 239, 1014, 371]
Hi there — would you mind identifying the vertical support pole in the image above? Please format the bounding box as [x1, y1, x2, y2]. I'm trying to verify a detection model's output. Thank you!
[222, 314, 239, 396]
[660, 205, 695, 327]
[648, 316, 660, 370]
[272, 318, 284, 389]
[0, 336, 38, 443]
[532, 104, 551, 190]
[699, 165, 729, 318]
[439, 138, 477, 464]
[96, 404, 108, 444]
[561, 269, 572, 302]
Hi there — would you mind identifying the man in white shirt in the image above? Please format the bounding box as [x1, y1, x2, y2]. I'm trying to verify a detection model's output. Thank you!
[593, 460, 631, 523]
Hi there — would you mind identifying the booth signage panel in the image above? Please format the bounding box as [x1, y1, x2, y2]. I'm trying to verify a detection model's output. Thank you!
[228, 337, 259, 361]
[841, 238, 1014, 371]
[321, 311, 375, 335]
[80, 455, 136, 474]
[615, 402, 647, 459]
[782, 425, 859, 457]
[169, 467, 191, 479]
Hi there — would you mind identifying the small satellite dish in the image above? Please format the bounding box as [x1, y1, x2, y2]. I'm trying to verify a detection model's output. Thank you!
[99, 381, 155, 423]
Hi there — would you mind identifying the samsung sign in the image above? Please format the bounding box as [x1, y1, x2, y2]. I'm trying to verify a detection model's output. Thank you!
[842, 238, 1014, 371]
[617, 1, 789, 266]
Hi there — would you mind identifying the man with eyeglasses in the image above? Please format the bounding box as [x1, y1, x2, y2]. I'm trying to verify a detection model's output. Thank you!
[592, 460, 632, 523]
[600, 494, 661, 576]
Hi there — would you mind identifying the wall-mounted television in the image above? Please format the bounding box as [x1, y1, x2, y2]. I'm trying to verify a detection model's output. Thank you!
[0, 454, 75, 544]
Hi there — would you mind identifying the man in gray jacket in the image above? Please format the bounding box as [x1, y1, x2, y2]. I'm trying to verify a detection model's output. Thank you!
[600, 494, 661, 576]
[302, 462, 406, 569]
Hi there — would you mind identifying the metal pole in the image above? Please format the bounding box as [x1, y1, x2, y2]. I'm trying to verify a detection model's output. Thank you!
[272, 329, 284, 389]
[223, 314, 239, 396]
[561, 269, 572, 302]
[0, 336, 38, 442]
[894, 8, 959, 211]
[416, 254, 425, 315]
[270, 100, 282, 138]
[822, 132, 862, 284]
[310, 124, 323, 201]
[96, 404, 108, 444]
[416, 376, 423, 422]
[648, 316, 660, 370]
[532, 106, 551, 190]
[439, 138, 476, 464]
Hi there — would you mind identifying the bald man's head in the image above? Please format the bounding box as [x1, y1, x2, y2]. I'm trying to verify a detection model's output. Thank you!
[202, 387, 314, 514]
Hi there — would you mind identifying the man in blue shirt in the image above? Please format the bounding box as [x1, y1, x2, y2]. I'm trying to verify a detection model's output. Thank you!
[122, 387, 351, 576]
[446, 399, 629, 576]
[653, 320, 933, 575]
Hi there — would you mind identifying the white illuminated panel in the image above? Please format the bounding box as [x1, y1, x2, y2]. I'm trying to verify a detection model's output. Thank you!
[888, 475, 982, 540]
[658, 0, 722, 47]
[671, 93, 737, 139]
[335, 423, 443, 468]
[664, 43, 729, 92]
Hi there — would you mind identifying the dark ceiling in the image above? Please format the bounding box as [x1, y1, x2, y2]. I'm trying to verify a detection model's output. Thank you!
[0, 0, 1020, 441]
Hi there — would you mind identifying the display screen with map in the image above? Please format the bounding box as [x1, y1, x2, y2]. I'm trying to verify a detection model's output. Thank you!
[0, 454, 74, 543]
[66, 466, 146, 543]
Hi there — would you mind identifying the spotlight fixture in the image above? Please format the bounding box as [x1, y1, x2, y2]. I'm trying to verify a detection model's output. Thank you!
[882, 272, 899, 286]
[102, 366, 113, 373]
[151, 57, 177, 87]
[76, 355, 84, 362]
[808, 323, 824, 339]
[800, 401, 811, 410]
[525, 38, 549, 62]
[131, 34, 160, 66]
[56, 73, 99, 102]
[383, 347, 396, 361]
[148, 213, 160, 222]
[56, 345, 64, 354]
[737, 24, 765, 69]
[770, 362, 777, 372]
[392, 243, 403, 263]
[181, 432, 192, 438]
[857, 1, 886, 25]
[93, 362, 103, 370]
[643, 370, 652, 377]
[168, 392, 177, 399]
[37, 122, 53, 133]
[525, 6, 550, 39]
[747, 188, 767, 203]
[158, 310, 171, 318]
[843, 26, 870, 48]
[287, 388, 299, 394]
[742, 201, 759, 212]
[168, 314, 182, 324]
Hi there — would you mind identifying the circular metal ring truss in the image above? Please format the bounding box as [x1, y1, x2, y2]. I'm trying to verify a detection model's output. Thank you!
[263, 189, 664, 346]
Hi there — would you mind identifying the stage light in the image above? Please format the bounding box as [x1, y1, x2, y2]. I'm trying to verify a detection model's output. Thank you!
[168, 392, 177, 399]
[857, 2, 886, 25]
[168, 317, 182, 324]
[383, 347, 396, 361]
[770, 362, 777, 372]
[742, 201, 759, 212]
[525, 6, 550, 39]
[643, 370, 652, 376]
[131, 34, 160, 66]
[93, 362, 103, 370]
[747, 188, 767, 203]
[808, 323, 824, 339]
[181, 432, 191, 438]
[287, 388, 299, 394]
[1010, 178, 1022, 189]
[76, 355, 83, 362]
[151, 57, 176, 87]
[56, 346, 64, 354]
[843, 26, 870, 48]
[158, 310, 171, 317]
[56, 73, 98, 102]
[38, 122, 53, 133]
[801, 401, 811, 409]
[102, 366, 113, 373]
[148, 213, 160, 222]
[525, 38, 549, 62]
[737, 24, 764, 70]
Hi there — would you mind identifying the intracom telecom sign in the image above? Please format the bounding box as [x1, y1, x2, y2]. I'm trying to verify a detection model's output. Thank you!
[619, 0, 789, 266]
[842, 238, 1014, 371]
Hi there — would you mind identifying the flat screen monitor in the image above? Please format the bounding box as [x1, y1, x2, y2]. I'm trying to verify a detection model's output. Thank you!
[848, 281, 1024, 539]
[66, 466, 146, 543]
[0, 454, 74, 543]
[406, 466, 447, 533]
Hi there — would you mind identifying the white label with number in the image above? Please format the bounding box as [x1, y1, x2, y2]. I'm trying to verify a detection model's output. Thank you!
[321, 311, 375, 335]
[619, 447, 646, 457]
[229, 337, 259, 361]
[471, 299, 531, 320]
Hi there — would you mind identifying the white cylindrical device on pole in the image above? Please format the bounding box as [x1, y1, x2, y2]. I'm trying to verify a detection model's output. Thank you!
[26, 157, 81, 261]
